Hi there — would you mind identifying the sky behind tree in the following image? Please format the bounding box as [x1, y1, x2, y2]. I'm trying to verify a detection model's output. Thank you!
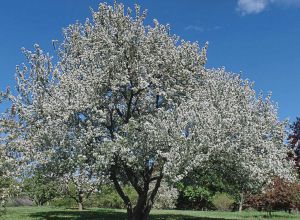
[0, 0, 299, 121]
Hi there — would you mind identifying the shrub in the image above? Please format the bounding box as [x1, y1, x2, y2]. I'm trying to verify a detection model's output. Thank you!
[246, 177, 300, 213]
[212, 192, 234, 211]
[82, 185, 137, 209]
[177, 183, 214, 210]
[50, 185, 138, 209]
[50, 197, 77, 208]
[6, 197, 33, 207]
[153, 181, 178, 209]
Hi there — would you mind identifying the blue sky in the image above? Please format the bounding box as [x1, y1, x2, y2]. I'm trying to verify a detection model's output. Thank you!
[0, 0, 299, 121]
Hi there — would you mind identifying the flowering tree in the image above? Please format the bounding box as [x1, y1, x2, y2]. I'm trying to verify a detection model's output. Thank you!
[58, 160, 105, 211]
[36, 106, 108, 211]
[60, 175, 98, 211]
[152, 180, 178, 209]
[0, 121, 12, 208]
[2, 2, 295, 220]
[174, 69, 295, 212]
[0, 90, 22, 208]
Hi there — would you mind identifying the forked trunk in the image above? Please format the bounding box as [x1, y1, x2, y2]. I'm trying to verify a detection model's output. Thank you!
[118, 177, 162, 220]
[110, 159, 164, 220]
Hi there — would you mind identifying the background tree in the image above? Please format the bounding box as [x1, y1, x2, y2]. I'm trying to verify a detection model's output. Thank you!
[177, 166, 225, 210]
[289, 117, 300, 175]
[60, 168, 104, 211]
[0, 90, 22, 209]
[247, 177, 300, 214]
[2, 2, 295, 220]
[177, 138, 273, 212]
[23, 166, 58, 206]
[289, 117, 300, 152]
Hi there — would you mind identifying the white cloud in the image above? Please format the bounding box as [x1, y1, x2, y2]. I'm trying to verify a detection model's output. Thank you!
[237, 0, 300, 15]
[237, 0, 269, 15]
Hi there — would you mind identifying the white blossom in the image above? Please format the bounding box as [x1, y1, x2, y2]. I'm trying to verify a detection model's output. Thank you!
[0, 2, 295, 219]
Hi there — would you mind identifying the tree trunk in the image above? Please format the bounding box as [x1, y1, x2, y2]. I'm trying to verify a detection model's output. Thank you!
[130, 210, 150, 220]
[78, 191, 84, 211]
[128, 193, 151, 220]
[78, 202, 83, 211]
[239, 192, 244, 212]
[127, 176, 163, 220]
[110, 158, 164, 220]
[129, 205, 151, 220]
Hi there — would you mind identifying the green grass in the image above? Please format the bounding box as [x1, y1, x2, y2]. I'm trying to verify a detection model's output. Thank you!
[0, 206, 300, 220]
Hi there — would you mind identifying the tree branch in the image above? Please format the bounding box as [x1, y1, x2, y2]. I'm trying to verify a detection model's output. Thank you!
[125, 90, 133, 123]
[110, 164, 132, 211]
[123, 162, 143, 194]
[147, 171, 163, 208]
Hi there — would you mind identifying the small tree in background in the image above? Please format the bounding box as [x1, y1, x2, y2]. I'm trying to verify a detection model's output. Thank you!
[177, 166, 226, 210]
[177, 156, 263, 212]
[289, 118, 300, 152]
[23, 166, 58, 206]
[153, 180, 178, 210]
[247, 177, 300, 214]
[289, 117, 300, 175]
[60, 170, 103, 211]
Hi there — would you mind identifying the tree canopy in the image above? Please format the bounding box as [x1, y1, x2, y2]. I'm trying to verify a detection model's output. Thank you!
[0, 2, 295, 219]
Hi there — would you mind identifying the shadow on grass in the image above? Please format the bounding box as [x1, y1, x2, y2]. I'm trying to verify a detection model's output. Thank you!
[257, 213, 299, 219]
[29, 209, 228, 220]
[151, 213, 226, 220]
[30, 209, 125, 220]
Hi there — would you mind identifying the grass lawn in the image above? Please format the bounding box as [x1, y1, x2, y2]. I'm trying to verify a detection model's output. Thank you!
[0, 206, 300, 220]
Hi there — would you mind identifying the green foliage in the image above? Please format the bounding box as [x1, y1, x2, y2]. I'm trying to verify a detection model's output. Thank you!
[183, 186, 212, 202]
[177, 165, 240, 210]
[176, 156, 263, 211]
[91, 185, 137, 209]
[23, 169, 58, 206]
[212, 192, 235, 211]
[50, 197, 77, 208]
[177, 182, 213, 210]
[0, 177, 21, 209]
[51, 185, 137, 209]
